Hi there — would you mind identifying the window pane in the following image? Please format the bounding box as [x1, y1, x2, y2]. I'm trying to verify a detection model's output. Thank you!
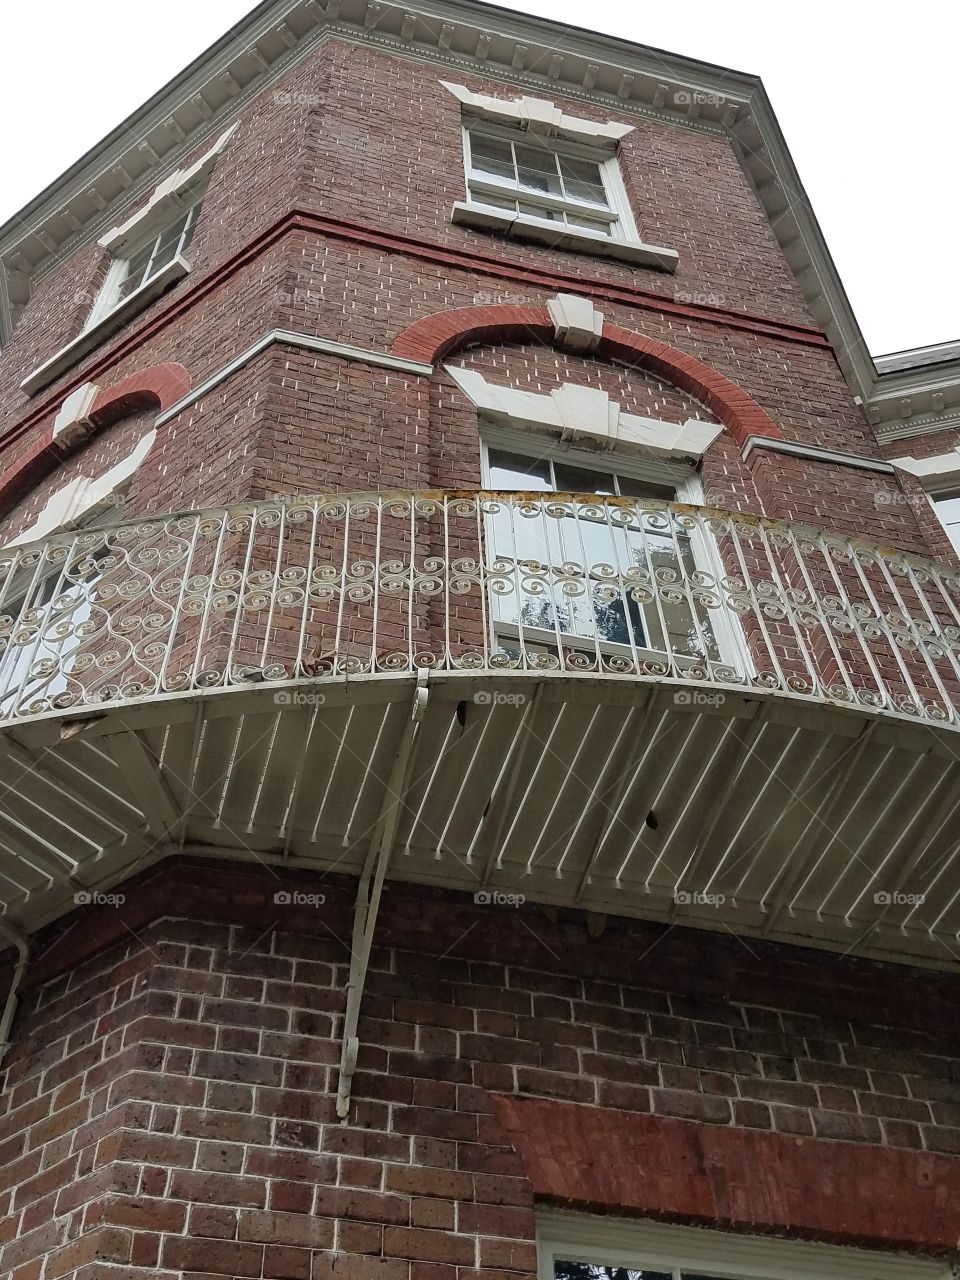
[147, 236, 182, 277]
[558, 156, 609, 206]
[553, 463, 615, 495]
[517, 201, 561, 222]
[617, 475, 677, 500]
[473, 191, 519, 213]
[469, 133, 515, 182]
[555, 1262, 670, 1280]
[487, 449, 551, 490]
[564, 211, 611, 235]
[154, 209, 191, 255]
[116, 242, 155, 299]
[515, 143, 562, 196]
[934, 495, 960, 524]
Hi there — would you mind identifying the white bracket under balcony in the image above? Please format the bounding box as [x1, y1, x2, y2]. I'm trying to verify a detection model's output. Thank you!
[336, 671, 430, 1119]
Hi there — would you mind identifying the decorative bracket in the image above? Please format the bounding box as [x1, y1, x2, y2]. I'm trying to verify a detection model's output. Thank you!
[336, 671, 429, 1118]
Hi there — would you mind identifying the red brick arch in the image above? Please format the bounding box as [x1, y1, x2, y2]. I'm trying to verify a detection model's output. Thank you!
[391, 305, 783, 447]
[0, 363, 191, 518]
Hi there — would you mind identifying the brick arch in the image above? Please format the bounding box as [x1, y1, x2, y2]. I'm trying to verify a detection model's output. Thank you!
[391, 305, 783, 447]
[88, 362, 191, 427]
[0, 363, 191, 519]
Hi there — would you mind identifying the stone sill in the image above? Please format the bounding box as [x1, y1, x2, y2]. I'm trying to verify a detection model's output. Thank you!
[20, 256, 191, 397]
[451, 201, 679, 273]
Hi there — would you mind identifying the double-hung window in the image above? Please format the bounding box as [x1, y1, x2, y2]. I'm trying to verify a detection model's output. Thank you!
[465, 123, 624, 238]
[931, 492, 960, 554]
[539, 1211, 950, 1280]
[88, 175, 206, 326]
[113, 182, 204, 305]
[482, 441, 731, 669]
[0, 507, 119, 717]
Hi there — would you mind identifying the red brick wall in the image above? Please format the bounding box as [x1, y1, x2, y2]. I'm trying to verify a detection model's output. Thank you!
[1, 860, 959, 1277]
[0, 36, 950, 559]
[1, 26, 960, 1277]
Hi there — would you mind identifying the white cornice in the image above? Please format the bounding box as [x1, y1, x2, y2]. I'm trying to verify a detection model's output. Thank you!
[0, 0, 955, 439]
[740, 435, 897, 475]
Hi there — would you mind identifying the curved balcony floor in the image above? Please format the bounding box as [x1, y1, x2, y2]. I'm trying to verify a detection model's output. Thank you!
[2, 669, 958, 967]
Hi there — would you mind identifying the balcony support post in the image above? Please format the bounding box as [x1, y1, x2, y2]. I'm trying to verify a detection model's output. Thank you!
[0, 919, 29, 1078]
[336, 671, 429, 1120]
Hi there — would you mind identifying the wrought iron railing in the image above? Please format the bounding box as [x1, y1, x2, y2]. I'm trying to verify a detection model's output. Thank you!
[1, 491, 960, 726]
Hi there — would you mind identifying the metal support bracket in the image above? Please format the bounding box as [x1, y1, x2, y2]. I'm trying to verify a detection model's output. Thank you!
[0, 919, 29, 1080]
[336, 672, 429, 1119]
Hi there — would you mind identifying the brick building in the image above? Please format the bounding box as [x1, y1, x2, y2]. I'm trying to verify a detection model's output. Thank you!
[2, 0, 960, 1276]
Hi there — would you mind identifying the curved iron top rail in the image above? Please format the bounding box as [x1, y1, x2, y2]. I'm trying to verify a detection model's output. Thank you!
[1, 490, 959, 728]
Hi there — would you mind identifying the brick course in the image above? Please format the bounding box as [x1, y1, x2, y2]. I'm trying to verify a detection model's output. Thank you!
[2, 862, 960, 1276]
[0, 18, 959, 1278]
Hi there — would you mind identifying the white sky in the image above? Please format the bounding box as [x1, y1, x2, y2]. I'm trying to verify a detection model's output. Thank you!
[1, 0, 956, 356]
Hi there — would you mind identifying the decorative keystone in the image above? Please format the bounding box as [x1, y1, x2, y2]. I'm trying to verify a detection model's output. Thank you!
[52, 381, 99, 449]
[547, 294, 604, 352]
[550, 384, 620, 445]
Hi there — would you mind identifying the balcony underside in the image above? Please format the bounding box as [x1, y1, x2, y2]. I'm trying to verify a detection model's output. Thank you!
[3, 671, 959, 968]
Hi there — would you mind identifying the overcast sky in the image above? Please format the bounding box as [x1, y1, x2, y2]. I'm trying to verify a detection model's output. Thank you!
[1, 0, 955, 356]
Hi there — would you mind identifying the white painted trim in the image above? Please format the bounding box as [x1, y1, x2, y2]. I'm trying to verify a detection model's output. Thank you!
[98, 123, 238, 253]
[20, 256, 191, 397]
[479, 427, 698, 493]
[4, 431, 156, 548]
[547, 293, 604, 351]
[740, 435, 897, 475]
[537, 1208, 951, 1280]
[451, 201, 678, 271]
[478, 434, 750, 674]
[891, 449, 960, 493]
[447, 365, 721, 462]
[460, 122, 642, 246]
[0, 0, 950, 433]
[52, 382, 100, 448]
[155, 331, 434, 426]
[441, 81, 633, 145]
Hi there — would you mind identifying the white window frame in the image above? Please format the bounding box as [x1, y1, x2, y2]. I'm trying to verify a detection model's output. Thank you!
[930, 488, 960, 554]
[462, 121, 639, 245]
[479, 431, 752, 675]
[537, 1209, 952, 1280]
[85, 187, 204, 330]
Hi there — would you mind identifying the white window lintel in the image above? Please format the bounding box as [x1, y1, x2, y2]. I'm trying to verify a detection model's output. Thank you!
[4, 430, 156, 549]
[441, 81, 633, 146]
[448, 365, 721, 462]
[892, 448, 960, 493]
[98, 122, 238, 253]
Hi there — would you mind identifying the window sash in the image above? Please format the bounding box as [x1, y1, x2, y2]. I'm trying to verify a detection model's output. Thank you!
[537, 1210, 952, 1280]
[932, 492, 960, 553]
[464, 124, 623, 235]
[116, 199, 200, 302]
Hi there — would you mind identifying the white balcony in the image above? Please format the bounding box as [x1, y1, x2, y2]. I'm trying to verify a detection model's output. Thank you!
[1, 491, 959, 966]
